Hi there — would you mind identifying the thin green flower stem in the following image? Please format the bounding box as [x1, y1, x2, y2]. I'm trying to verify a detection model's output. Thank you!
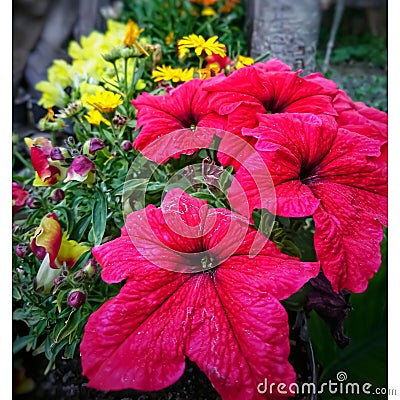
[253, 51, 271, 63]
[73, 115, 91, 139]
[112, 61, 121, 84]
[98, 123, 115, 148]
[118, 125, 127, 140]
[14, 149, 33, 170]
[129, 57, 137, 98]
[124, 58, 129, 96]
[198, 55, 204, 70]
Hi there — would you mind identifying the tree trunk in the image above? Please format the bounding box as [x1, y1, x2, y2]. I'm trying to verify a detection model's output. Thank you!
[247, 0, 322, 74]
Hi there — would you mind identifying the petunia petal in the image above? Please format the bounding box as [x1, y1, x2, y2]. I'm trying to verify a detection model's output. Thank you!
[132, 79, 227, 157]
[312, 183, 385, 293]
[81, 271, 191, 391]
[185, 272, 296, 400]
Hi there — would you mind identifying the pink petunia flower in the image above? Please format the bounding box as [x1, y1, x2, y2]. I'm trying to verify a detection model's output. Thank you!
[230, 113, 387, 293]
[81, 189, 319, 399]
[132, 79, 227, 163]
[204, 60, 338, 135]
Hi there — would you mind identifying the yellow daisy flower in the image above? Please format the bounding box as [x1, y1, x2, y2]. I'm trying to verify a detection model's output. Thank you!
[235, 55, 255, 69]
[85, 109, 111, 126]
[178, 34, 226, 57]
[201, 7, 217, 16]
[152, 65, 194, 83]
[165, 31, 175, 45]
[198, 64, 220, 80]
[85, 90, 123, 113]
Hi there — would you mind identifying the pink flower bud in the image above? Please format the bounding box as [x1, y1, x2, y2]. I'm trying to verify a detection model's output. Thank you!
[50, 189, 65, 203]
[83, 138, 105, 155]
[50, 147, 65, 160]
[54, 275, 66, 286]
[67, 289, 87, 309]
[26, 197, 41, 209]
[15, 243, 28, 258]
[121, 140, 132, 151]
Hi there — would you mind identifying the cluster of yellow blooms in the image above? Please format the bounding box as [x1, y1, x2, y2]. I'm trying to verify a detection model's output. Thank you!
[36, 18, 254, 116]
[35, 20, 147, 109]
[151, 33, 254, 84]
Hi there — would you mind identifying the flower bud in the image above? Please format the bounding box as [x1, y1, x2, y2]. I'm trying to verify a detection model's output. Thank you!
[54, 275, 66, 287]
[83, 138, 105, 156]
[113, 113, 129, 128]
[82, 259, 98, 278]
[102, 47, 123, 63]
[15, 243, 28, 258]
[50, 147, 65, 161]
[67, 289, 87, 309]
[50, 188, 65, 203]
[57, 101, 83, 118]
[121, 140, 132, 151]
[72, 269, 88, 282]
[26, 197, 41, 209]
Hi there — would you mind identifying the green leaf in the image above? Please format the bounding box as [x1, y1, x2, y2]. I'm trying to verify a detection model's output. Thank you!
[55, 309, 82, 343]
[69, 214, 91, 242]
[63, 341, 78, 359]
[89, 189, 107, 246]
[13, 335, 34, 354]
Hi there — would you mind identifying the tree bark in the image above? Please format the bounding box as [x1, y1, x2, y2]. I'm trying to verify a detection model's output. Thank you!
[247, 0, 322, 74]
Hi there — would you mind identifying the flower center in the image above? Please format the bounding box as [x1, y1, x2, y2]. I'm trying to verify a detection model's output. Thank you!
[300, 164, 320, 185]
[200, 255, 215, 270]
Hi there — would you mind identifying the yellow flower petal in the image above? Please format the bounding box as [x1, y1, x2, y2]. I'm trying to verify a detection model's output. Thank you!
[56, 233, 90, 269]
[85, 90, 123, 113]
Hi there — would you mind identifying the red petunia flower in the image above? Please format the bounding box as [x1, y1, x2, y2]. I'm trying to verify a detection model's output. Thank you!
[333, 90, 388, 142]
[230, 113, 387, 293]
[299, 74, 387, 146]
[81, 189, 319, 399]
[132, 79, 227, 163]
[204, 60, 337, 135]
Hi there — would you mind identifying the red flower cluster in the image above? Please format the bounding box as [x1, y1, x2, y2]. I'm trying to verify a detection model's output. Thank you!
[81, 59, 387, 399]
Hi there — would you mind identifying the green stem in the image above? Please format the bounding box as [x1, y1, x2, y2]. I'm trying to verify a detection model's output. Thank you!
[98, 124, 115, 147]
[198, 55, 204, 70]
[253, 51, 270, 63]
[124, 58, 128, 95]
[112, 62, 120, 84]
[14, 149, 33, 171]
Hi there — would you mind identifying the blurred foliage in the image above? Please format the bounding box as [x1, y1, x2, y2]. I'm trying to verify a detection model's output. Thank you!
[120, 0, 248, 67]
